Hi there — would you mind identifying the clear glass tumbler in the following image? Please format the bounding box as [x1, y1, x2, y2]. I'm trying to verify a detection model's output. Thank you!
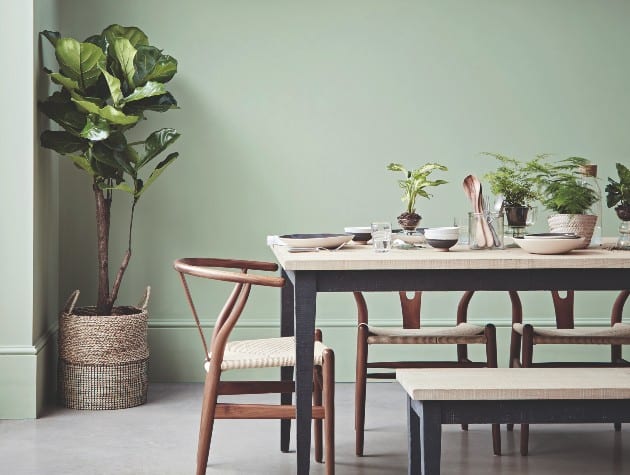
[468, 212, 504, 250]
[371, 222, 392, 252]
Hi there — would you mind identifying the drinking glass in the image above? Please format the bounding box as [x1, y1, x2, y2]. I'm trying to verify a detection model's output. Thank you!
[371, 222, 392, 253]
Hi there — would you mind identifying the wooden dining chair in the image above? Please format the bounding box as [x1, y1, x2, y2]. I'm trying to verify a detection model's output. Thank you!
[510, 289, 630, 456]
[353, 290, 501, 456]
[174, 258, 335, 475]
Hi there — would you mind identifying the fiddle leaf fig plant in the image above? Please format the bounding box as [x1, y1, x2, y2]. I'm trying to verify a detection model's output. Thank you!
[39, 24, 180, 315]
[605, 163, 630, 208]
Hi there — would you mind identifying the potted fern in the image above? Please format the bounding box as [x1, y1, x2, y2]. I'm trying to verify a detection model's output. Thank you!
[483, 153, 540, 234]
[38, 24, 180, 409]
[387, 162, 448, 230]
[529, 156, 599, 248]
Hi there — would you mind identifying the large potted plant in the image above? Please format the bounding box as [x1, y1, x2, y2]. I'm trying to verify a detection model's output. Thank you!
[605, 162, 630, 249]
[39, 24, 180, 409]
[529, 156, 599, 248]
[483, 153, 540, 236]
[387, 162, 448, 230]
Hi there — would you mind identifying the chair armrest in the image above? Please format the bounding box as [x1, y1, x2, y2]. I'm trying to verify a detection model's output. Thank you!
[173, 258, 284, 287]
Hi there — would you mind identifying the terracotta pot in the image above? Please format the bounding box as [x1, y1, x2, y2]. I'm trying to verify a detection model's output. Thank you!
[547, 214, 597, 248]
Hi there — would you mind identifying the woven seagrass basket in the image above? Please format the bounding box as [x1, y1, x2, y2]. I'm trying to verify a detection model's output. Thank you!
[58, 288, 150, 410]
[547, 214, 597, 248]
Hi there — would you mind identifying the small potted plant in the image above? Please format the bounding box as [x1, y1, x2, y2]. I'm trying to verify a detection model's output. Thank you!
[483, 153, 540, 232]
[605, 162, 630, 249]
[387, 162, 448, 230]
[38, 24, 180, 409]
[529, 156, 599, 248]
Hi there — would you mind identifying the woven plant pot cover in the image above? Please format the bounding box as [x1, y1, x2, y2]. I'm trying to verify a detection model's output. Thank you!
[58, 289, 150, 410]
[548, 214, 597, 248]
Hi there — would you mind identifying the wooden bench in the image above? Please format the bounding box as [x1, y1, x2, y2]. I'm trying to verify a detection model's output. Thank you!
[397, 368, 630, 475]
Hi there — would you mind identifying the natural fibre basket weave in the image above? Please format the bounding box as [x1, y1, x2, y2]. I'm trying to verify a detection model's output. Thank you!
[58, 289, 149, 410]
[547, 214, 598, 248]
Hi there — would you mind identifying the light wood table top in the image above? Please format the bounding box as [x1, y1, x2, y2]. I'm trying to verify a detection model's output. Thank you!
[271, 240, 629, 271]
[397, 367, 630, 401]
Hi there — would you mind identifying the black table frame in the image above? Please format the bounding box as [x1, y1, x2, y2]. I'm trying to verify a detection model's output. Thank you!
[407, 397, 630, 474]
[278, 267, 629, 474]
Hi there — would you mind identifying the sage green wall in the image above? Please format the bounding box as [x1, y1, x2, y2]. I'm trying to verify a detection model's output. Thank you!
[0, 0, 59, 418]
[54, 1, 629, 382]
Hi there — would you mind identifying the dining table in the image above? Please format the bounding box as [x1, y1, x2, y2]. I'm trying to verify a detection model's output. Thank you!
[269, 239, 630, 474]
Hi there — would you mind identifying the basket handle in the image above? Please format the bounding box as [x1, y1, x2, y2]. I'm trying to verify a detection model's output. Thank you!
[63, 290, 80, 314]
[138, 286, 151, 311]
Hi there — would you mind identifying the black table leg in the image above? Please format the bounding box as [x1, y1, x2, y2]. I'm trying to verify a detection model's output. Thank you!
[408, 397, 422, 475]
[280, 269, 294, 453]
[420, 401, 442, 475]
[294, 272, 317, 474]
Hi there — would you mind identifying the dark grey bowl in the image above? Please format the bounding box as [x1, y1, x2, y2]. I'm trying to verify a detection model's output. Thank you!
[425, 238, 458, 251]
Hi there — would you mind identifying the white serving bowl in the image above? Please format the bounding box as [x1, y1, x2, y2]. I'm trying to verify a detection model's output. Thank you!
[424, 227, 459, 240]
[513, 236, 585, 255]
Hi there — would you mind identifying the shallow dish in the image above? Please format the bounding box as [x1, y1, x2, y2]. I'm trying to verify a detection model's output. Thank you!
[524, 233, 580, 240]
[344, 227, 372, 243]
[425, 238, 458, 252]
[278, 233, 353, 249]
[513, 236, 585, 255]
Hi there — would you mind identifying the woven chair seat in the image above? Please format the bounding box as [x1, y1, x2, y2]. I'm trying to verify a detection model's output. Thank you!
[366, 323, 486, 344]
[513, 323, 630, 339]
[205, 337, 327, 371]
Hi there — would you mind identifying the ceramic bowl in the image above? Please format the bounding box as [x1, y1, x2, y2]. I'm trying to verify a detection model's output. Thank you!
[279, 233, 354, 248]
[344, 227, 372, 243]
[424, 227, 459, 241]
[425, 238, 458, 252]
[513, 236, 585, 255]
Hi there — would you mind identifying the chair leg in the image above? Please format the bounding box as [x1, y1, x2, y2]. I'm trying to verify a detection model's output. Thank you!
[314, 365, 323, 463]
[197, 365, 221, 475]
[323, 348, 335, 475]
[484, 324, 501, 456]
[355, 324, 368, 456]
[520, 324, 534, 456]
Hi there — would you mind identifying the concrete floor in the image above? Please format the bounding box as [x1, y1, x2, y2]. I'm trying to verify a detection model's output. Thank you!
[1, 382, 629, 474]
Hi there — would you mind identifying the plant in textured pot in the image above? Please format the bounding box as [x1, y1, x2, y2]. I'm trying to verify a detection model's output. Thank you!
[483, 152, 541, 235]
[529, 156, 599, 248]
[605, 162, 630, 249]
[38, 24, 180, 409]
[387, 162, 448, 230]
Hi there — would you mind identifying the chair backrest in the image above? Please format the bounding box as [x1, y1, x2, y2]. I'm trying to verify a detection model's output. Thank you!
[353, 290, 478, 328]
[525, 290, 630, 329]
[173, 258, 285, 364]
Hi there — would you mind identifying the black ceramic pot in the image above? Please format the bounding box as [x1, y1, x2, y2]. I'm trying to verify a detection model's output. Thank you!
[505, 206, 530, 227]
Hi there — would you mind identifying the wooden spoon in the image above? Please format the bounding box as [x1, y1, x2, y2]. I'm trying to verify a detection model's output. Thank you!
[462, 175, 487, 248]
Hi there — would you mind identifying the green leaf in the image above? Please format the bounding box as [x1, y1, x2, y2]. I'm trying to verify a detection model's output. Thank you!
[68, 154, 95, 176]
[49, 72, 80, 92]
[40, 130, 87, 154]
[40, 30, 60, 47]
[72, 96, 140, 125]
[123, 92, 178, 114]
[38, 91, 86, 135]
[122, 81, 166, 104]
[109, 38, 137, 89]
[102, 24, 149, 48]
[99, 68, 124, 106]
[134, 45, 178, 85]
[136, 152, 179, 197]
[617, 163, 630, 184]
[139, 128, 180, 167]
[55, 38, 105, 91]
[80, 115, 110, 141]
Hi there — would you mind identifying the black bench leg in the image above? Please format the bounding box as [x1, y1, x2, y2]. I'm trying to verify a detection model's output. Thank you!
[420, 401, 442, 475]
[408, 397, 422, 475]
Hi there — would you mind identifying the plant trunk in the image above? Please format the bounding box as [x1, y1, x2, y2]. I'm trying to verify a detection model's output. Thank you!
[94, 183, 112, 315]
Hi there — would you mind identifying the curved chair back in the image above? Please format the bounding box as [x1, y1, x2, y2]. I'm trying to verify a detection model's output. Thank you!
[173, 258, 284, 364]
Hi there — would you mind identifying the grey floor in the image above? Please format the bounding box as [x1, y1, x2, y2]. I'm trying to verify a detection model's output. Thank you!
[1, 382, 629, 474]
